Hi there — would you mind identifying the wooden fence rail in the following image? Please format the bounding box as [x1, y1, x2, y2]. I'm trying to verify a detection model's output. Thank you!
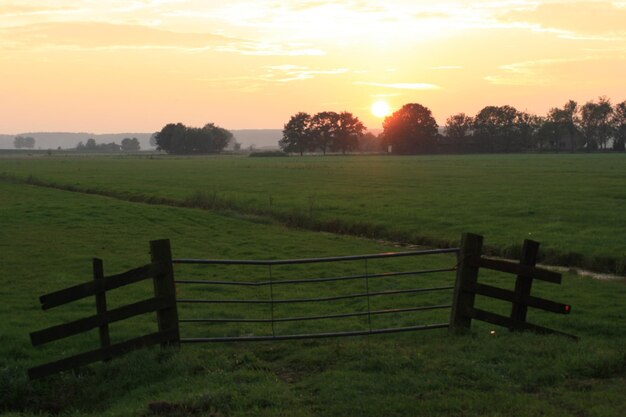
[28, 239, 180, 380]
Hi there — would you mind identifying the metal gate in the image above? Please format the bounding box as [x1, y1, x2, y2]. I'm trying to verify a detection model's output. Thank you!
[172, 248, 459, 343]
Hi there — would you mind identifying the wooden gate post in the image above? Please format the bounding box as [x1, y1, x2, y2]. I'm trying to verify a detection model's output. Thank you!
[93, 258, 111, 360]
[510, 239, 539, 329]
[149, 239, 180, 347]
[450, 233, 483, 333]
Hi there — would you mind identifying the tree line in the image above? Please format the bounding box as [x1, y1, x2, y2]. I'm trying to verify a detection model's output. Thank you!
[280, 96, 626, 155]
[279, 111, 365, 155]
[13, 136, 36, 149]
[74, 137, 141, 152]
[154, 123, 233, 154]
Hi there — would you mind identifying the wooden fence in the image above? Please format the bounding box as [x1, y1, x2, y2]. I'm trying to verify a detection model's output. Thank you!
[28, 234, 574, 379]
[28, 240, 179, 379]
[450, 233, 574, 339]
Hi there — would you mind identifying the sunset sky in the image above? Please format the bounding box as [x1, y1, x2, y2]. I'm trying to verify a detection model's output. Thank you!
[1, 0, 625, 133]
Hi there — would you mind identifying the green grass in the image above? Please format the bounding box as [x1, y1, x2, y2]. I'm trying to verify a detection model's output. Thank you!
[1, 153, 624, 274]
[1, 181, 625, 416]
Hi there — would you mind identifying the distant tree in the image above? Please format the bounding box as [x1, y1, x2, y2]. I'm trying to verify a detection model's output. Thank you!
[311, 111, 339, 155]
[155, 122, 232, 154]
[516, 111, 543, 151]
[149, 132, 158, 148]
[99, 142, 122, 152]
[444, 113, 473, 140]
[472, 105, 522, 152]
[280, 112, 312, 155]
[85, 138, 97, 150]
[580, 97, 613, 150]
[203, 123, 233, 153]
[121, 137, 141, 151]
[534, 117, 557, 151]
[13, 136, 36, 149]
[331, 112, 365, 154]
[74, 139, 122, 152]
[381, 103, 438, 154]
[358, 132, 381, 152]
[547, 100, 579, 150]
[310, 111, 340, 155]
[444, 113, 473, 150]
[155, 123, 185, 153]
[612, 100, 626, 151]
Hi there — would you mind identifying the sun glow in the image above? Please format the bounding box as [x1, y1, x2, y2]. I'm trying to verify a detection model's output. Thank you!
[371, 100, 391, 118]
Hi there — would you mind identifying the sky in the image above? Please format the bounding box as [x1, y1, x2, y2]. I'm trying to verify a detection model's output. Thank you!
[1, 0, 625, 133]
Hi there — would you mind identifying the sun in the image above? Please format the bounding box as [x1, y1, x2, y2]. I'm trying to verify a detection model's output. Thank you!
[371, 100, 391, 118]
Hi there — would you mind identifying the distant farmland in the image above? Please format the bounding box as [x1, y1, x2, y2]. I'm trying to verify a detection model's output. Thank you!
[1, 153, 624, 274]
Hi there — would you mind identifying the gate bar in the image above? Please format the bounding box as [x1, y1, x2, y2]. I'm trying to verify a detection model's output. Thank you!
[177, 285, 454, 305]
[180, 323, 450, 343]
[174, 267, 455, 287]
[172, 248, 459, 266]
[179, 304, 452, 324]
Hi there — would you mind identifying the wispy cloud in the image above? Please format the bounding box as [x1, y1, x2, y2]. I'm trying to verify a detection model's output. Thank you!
[193, 64, 350, 91]
[484, 56, 626, 86]
[0, 21, 326, 56]
[0, 22, 232, 49]
[429, 66, 463, 70]
[501, 2, 626, 36]
[484, 58, 575, 86]
[215, 43, 325, 56]
[354, 82, 440, 90]
[262, 65, 348, 82]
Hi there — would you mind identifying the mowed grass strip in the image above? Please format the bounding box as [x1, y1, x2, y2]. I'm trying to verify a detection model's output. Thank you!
[1, 181, 625, 417]
[1, 153, 624, 274]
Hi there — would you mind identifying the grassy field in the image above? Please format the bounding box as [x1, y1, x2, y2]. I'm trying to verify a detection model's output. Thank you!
[1, 175, 625, 416]
[1, 153, 624, 274]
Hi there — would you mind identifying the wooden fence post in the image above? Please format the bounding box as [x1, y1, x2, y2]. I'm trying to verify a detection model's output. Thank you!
[149, 239, 180, 347]
[450, 233, 483, 333]
[93, 258, 111, 360]
[510, 239, 539, 329]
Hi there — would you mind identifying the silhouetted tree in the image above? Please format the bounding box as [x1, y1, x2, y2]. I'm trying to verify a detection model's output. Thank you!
[331, 112, 365, 154]
[149, 132, 158, 148]
[155, 122, 232, 154]
[155, 123, 185, 153]
[13, 136, 35, 149]
[580, 97, 613, 150]
[517, 111, 543, 151]
[444, 113, 473, 141]
[547, 100, 579, 150]
[358, 132, 381, 152]
[74, 139, 121, 152]
[472, 105, 522, 152]
[612, 100, 626, 151]
[202, 123, 233, 153]
[280, 112, 312, 155]
[310, 111, 340, 155]
[443, 113, 473, 151]
[121, 137, 141, 151]
[381, 103, 438, 154]
[85, 138, 97, 150]
[534, 117, 557, 151]
[99, 142, 122, 152]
